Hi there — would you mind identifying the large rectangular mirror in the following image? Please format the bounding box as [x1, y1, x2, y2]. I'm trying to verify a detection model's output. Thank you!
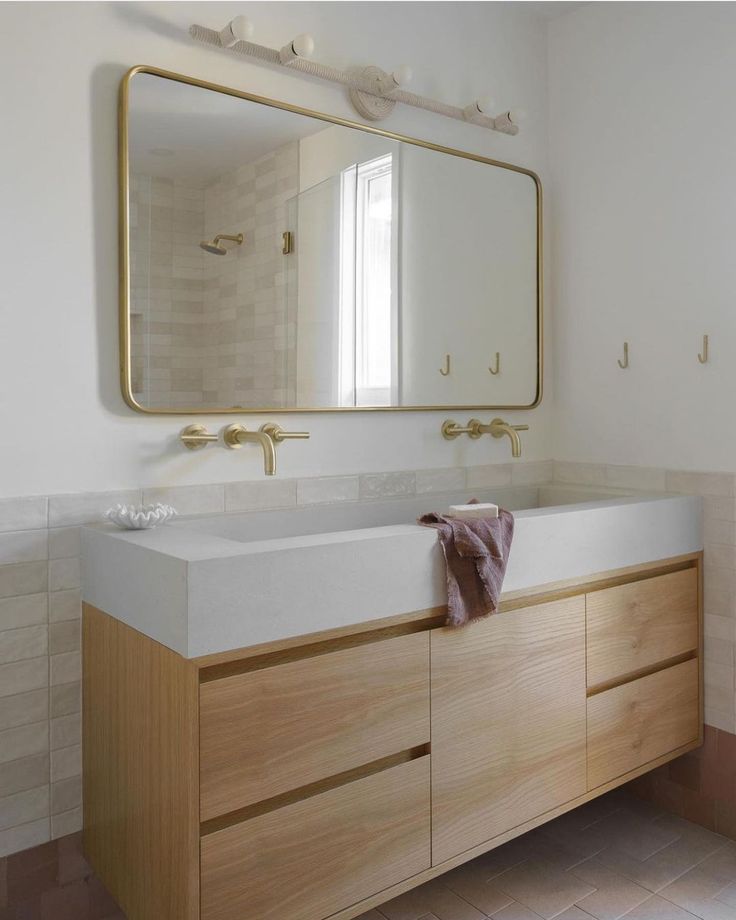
[120, 66, 542, 413]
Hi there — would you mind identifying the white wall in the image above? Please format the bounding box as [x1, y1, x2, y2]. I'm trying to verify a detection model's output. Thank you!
[0, 1, 551, 498]
[548, 3, 736, 472]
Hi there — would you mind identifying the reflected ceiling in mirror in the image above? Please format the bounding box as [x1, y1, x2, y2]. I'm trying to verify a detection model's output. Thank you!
[120, 67, 542, 413]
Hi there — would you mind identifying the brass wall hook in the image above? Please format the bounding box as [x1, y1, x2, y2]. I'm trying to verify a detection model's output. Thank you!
[617, 342, 629, 369]
[488, 352, 501, 375]
[698, 334, 709, 364]
[439, 354, 451, 376]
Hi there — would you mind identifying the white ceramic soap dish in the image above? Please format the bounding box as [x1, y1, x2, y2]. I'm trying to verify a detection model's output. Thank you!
[105, 503, 178, 530]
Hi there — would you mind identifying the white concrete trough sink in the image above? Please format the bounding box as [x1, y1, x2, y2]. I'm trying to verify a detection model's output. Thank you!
[81, 484, 702, 658]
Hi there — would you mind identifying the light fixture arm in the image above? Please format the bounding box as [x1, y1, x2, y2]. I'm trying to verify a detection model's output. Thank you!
[189, 22, 521, 136]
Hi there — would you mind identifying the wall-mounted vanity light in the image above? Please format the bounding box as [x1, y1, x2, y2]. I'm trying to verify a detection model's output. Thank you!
[189, 17, 523, 135]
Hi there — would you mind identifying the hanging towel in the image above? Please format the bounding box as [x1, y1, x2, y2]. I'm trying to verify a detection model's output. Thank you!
[418, 504, 514, 627]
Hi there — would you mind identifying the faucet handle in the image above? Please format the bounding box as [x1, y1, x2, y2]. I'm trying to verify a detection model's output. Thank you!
[260, 423, 310, 442]
[180, 424, 218, 450]
[511, 423, 530, 432]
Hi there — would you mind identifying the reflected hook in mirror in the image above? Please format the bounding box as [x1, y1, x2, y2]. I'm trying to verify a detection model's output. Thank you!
[439, 354, 451, 376]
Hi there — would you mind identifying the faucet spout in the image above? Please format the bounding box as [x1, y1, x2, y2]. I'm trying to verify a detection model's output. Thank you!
[469, 417, 529, 458]
[223, 425, 277, 475]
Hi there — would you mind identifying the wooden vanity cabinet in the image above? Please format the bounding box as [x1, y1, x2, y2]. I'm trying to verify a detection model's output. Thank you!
[83, 553, 702, 920]
[431, 596, 587, 865]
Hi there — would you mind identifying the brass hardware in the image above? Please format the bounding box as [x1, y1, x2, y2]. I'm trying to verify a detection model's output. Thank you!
[119, 66, 543, 415]
[439, 354, 451, 376]
[282, 231, 293, 255]
[259, 423, 310, 443]
[698, 334, 709, 364]
[441, 420, 475, 440]
[180, 424, 218, 450]
[488, 352, 500, 375]
[442, 417, 528, 458]
[223, 424, 277, 476]
[617, 342, 629, 369]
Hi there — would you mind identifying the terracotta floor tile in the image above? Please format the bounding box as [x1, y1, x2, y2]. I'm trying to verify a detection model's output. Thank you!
[715, 881, 736, 907]
[697, 844, 736, 885]
[619, 894, 701, 918]
[493, 861, 596, 919]
[491, 904, 544, 919]
[658, 868, 736, 919]
[587, 811, 681, 861]
[443, 870, 514, 915]
[570, 860, 651, 919]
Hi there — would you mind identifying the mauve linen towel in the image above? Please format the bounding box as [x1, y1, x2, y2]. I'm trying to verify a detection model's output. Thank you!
[418, 507, 515, 627]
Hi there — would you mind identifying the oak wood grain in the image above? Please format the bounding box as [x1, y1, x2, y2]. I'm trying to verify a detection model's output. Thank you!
[430, 596, 587, 865]
[587, 568, 698, 687]
[587, 657, 700, 789]
[200, 632, 430, 820]
[82, 604, 200, 920]
[200, 756, 431, 920]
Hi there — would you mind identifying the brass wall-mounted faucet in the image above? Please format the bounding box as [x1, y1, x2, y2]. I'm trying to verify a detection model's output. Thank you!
[442, 417, 529, 458]
[223, 423, 310, 476]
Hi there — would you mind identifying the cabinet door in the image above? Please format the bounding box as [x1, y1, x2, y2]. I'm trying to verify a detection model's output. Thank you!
[431, 597, 587, 864]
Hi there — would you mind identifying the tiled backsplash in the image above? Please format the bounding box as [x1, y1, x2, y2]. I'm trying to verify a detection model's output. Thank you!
[1, 456, 733, 858]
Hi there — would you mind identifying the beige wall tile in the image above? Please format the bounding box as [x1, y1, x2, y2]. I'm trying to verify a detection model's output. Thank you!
[0, 817, 50, 858]
[606, 465, 667, 491]
[466, 464, 513, 489]
[48, 589, 80, 623]
[553, 461, 607, 486]
[48, 490, 142, 527]
[297, 476, 360, 505]
[0, 562, 47, 599]
[0, 531, 48, 565]
[47, 527, 80, 560]
[0, 594, 46, 631]
[0, 498, 47, 534]
[51, 806, 82, 840]
[0, 722, 48, 765]
[0, 625, 47, 664]
[48, 558, 80, 593]
[0, 657, 48, 698]
[50, 713, 81, 750]
[143, 484, 225, 516]
[359, 472, 416, 500]
[51, 745, 81, 783]
[225, 479, 297, 512]
[666, 471, 736, 497]
[49, 621, 80, 655]
[0, 753, 49, 798]
[510, 460, 554, 486]
[50, 651, 80, 686]
[0, 689, 48, 731]
[0, 784, 49, 831]
[50, 682, 80, 719]
[415, 467, 467, 494]
[51, 775, 81, 815]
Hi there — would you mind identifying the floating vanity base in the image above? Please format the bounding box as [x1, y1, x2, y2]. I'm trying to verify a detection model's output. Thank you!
[82, 552, 703, 920]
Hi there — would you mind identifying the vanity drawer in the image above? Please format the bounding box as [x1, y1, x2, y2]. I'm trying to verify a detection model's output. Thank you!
[200, 755, 431, 920]
[587, 657, 699, 789]
[199, 632, 430, 820]
[586, 568, 698, 687]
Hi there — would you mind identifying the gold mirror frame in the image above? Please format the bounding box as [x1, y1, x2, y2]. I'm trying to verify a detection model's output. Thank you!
[119, 65, 543, 414]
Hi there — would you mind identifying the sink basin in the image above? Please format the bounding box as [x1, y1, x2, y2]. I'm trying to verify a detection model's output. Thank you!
[81, 485, 702, 658]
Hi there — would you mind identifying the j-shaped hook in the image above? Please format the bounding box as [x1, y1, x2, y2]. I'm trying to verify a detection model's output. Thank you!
[617, 341, 629, 369]
[488, 352, 501, 375]
[698, 334, 709, 364]
[439, 354, 451, 376]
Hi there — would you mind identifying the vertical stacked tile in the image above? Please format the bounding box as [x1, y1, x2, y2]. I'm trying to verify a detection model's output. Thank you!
[0, 497, 49, 856]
